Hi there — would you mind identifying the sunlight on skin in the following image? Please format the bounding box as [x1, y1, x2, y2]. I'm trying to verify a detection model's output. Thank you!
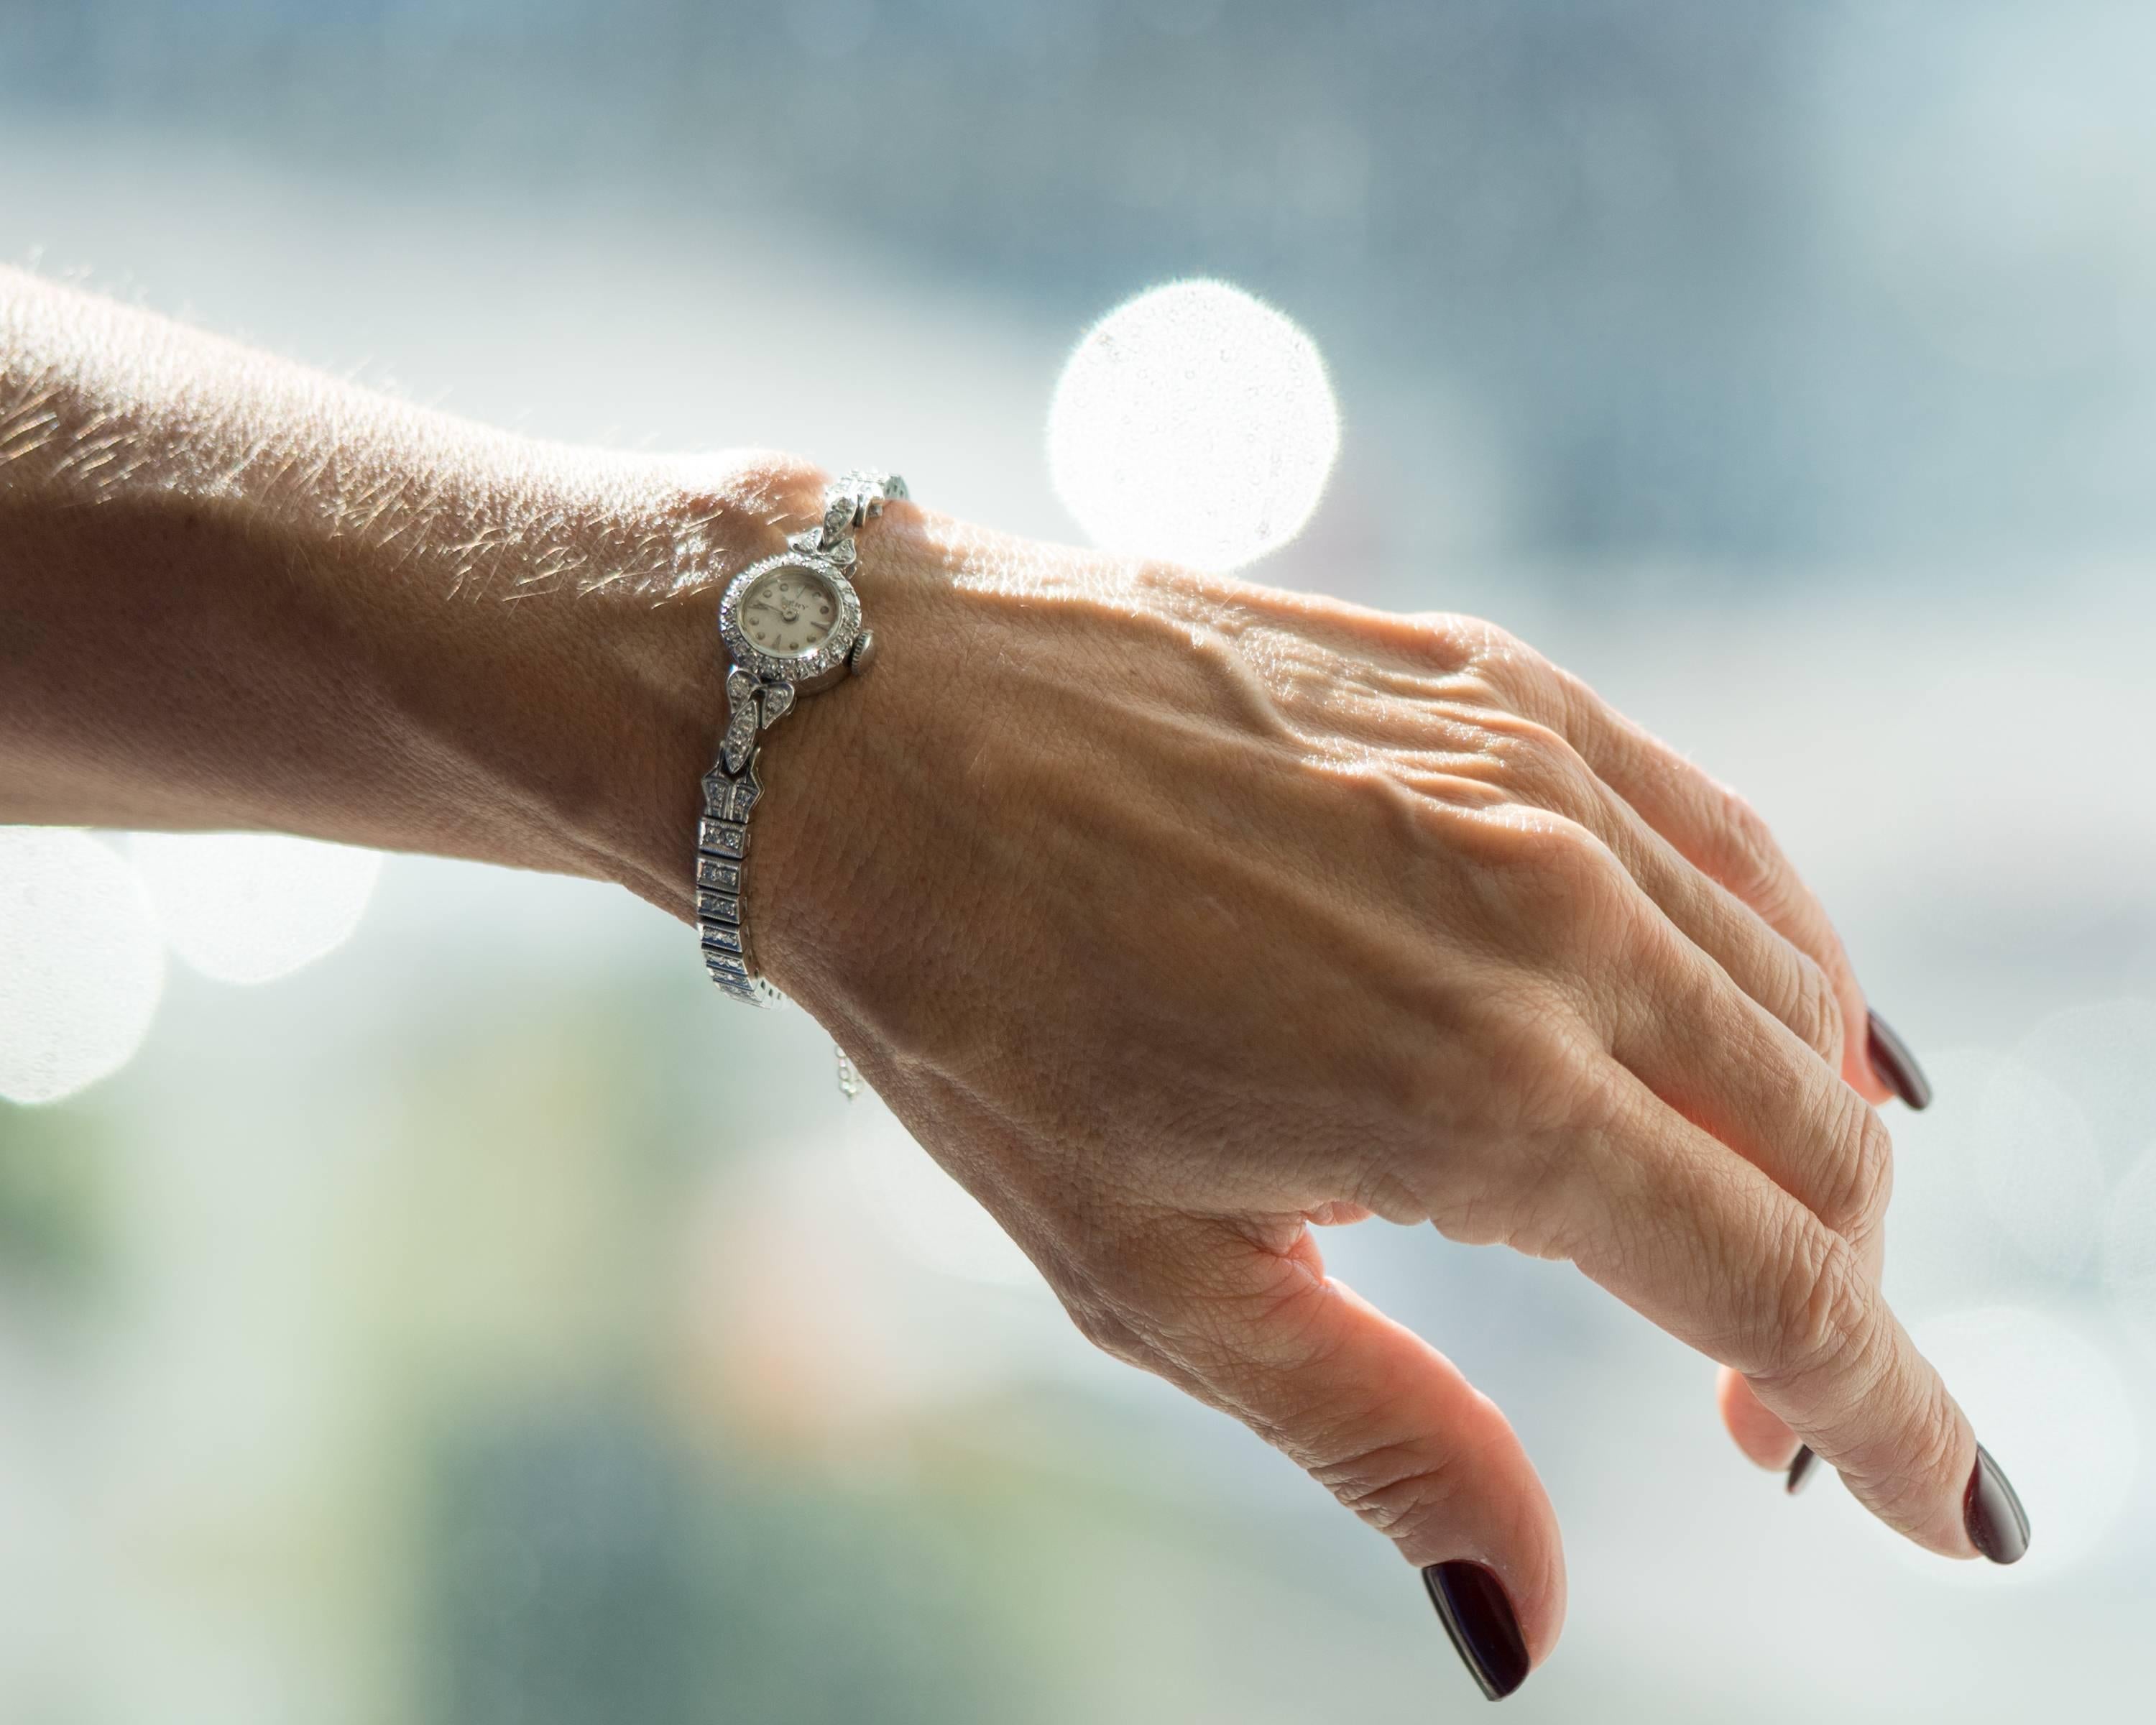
[1047, 279, 1340, 573]
[126, 833, 382, 986]
[0, 828, 163, 1103]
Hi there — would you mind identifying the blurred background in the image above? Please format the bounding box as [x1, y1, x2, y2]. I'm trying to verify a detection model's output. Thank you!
[2, 1, 2153, 1719]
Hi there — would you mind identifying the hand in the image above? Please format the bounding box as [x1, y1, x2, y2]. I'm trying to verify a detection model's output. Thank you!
[0, 253, 2011, 1694]
[728, 499, 2010, 1691]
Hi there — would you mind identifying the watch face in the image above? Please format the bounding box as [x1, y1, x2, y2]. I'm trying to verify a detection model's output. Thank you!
[717, 551, 860, 686]
[740, 564, 840, 658]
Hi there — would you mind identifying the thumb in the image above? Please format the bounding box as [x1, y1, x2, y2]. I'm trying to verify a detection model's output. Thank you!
[1112, 1218, 1565, 1701]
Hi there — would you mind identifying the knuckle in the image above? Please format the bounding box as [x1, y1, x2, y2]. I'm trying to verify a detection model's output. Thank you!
[1481, 717, 1594, 814]
[1524, 821, 1636, 944]
[1453, 804, 1619, 903]
[1784, 948, 1844, 1066]
[1456, 619, 1544, 699]
[1449, 813, 1639, 977]
[1753, 1227, 1877, 1393]
[1404, 610, 1495, 673]
[1542, 661, 1607, 742]
[1708, 788, 1787, 908]
[1800, 1090, 1895, 1248]
[1838, 1110, 1897, 1246]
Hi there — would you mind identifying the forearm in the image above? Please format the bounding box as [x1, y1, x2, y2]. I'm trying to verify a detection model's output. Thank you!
[0, 265, 806, 912]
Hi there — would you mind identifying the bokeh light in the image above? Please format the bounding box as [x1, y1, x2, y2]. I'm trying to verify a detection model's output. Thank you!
[1882, 1050, 2016, 1316]
[2015, 999, 2156, 1179]
[1972, 1056, 2108, 1279]
[2101, 1145, 2156, 1366]
[1902, 1307, 2138, 1581]
[126, 833, 382, 986]
[0, 828, 164, 1105]
[1046, 279, 1340, 572]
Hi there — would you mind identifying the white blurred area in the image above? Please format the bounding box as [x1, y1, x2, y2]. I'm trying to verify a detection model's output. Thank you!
[1048, 279, 1340, 570]
[127, 833, 381, 986]
[0, 830, 380, 1108]
[0, 829, 162, 1104]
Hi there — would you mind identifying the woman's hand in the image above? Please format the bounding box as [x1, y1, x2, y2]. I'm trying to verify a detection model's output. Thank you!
[732, 499, 2010, 1693]
[0, 257, 2012, 1696]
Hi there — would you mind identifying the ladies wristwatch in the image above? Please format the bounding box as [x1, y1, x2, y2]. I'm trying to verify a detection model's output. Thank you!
[695, 470, 907, 1008]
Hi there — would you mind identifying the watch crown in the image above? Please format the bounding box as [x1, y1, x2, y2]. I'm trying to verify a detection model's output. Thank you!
[847, 630, 879, 677]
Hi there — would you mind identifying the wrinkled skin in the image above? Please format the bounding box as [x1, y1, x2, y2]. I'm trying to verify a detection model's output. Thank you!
[727, 494, 1981, 1673]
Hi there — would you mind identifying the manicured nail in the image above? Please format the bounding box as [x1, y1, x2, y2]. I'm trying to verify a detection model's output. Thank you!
[1785, 1445, 1818, 1495]
[1866, 1010, 1932, 1110]
[1964, 1444, 2030, 1565]
[1423, 1561, 1529, 1701]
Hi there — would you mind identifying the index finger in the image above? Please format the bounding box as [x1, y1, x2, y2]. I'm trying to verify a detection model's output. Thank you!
[1552, 1062, 2026, 1563]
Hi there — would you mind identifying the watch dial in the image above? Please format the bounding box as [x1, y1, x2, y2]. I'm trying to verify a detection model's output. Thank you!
[740, 565, 839, 658]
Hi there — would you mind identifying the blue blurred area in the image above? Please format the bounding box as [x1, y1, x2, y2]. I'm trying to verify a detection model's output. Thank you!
[1, 5, 2152, 1724]
[10, 0, 2156, 568]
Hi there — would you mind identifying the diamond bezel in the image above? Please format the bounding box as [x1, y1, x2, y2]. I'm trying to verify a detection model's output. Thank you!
[717, 551, 862, 686]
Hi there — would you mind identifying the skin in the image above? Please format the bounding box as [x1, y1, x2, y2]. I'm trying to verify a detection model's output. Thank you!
[0, 268, 1986, 1676]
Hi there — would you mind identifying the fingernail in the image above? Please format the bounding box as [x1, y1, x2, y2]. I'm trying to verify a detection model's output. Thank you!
[1422, 1561, 1529, 1701]
[1964, 1444, 2031, 1565]
[1866, 1010, 1932, 1110]
[1785, 1444, 1818, 1495]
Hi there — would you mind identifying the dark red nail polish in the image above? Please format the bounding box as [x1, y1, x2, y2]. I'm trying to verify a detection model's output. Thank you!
[1965, 1444, 2030, 1564]
[1866, 1010, 1932, 1110]
[1785, 1445, 1817, 1495]
[1423, 1561, 1529, 1701]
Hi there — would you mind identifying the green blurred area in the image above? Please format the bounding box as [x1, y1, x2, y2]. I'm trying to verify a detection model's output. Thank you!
[0, 930, 1447, 1724]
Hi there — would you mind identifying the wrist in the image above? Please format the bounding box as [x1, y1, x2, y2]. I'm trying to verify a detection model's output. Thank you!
[481, 450, 837, 915]
[607, 472, 1204, 1034]
[727, 510, 1162, 1031]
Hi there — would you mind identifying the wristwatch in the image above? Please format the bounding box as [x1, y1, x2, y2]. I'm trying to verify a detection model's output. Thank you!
[696, 469, 907, 1009]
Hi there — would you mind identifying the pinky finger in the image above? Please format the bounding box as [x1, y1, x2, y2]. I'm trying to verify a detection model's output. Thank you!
[1718, 1366, 1803, 1478]
[1548, 676, 1897, 1105]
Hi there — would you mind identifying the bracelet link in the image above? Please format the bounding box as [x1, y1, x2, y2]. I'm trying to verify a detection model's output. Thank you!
[695, 469, 906, 1014]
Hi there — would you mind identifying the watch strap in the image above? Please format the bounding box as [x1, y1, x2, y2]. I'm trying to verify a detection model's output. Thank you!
[697, 470, 906, 1009]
